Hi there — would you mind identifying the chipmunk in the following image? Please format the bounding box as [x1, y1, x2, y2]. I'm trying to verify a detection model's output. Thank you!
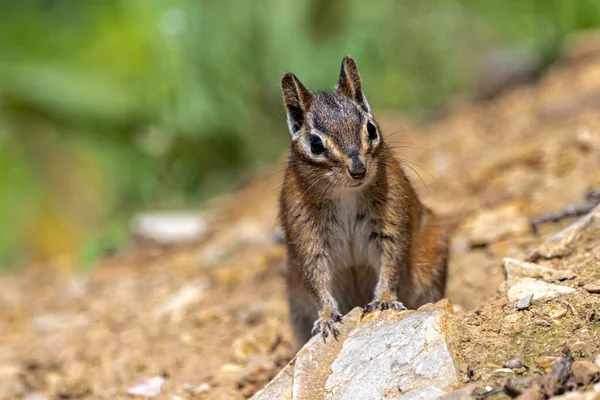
[279, 56, 449, 346]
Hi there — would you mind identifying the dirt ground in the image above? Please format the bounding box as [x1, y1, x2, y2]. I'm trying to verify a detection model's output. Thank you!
[2, 35, 600, 400]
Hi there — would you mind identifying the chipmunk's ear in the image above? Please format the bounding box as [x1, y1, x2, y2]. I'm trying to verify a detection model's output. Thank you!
[281, 72, 315, 139]
[337, 56, 370, 113]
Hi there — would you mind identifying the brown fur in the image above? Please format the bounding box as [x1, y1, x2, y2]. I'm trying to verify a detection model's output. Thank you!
[279, 57, 449, 347]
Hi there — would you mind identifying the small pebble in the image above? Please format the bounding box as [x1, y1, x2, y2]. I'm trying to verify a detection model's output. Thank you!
[536, 356, 560, 368]
[516, 294, 533, 310]
[571, 360, 600, 385]
[571, 341, 585, 352]
[584, 280, 600, 293]
[505, 359, 524, 369]
[513, 322, 523, 333]
[513, 366, 527, 374]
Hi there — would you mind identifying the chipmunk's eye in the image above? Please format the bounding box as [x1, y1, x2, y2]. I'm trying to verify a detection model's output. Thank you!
[367, 121, 378, 141]
[309, 134, 325, 155]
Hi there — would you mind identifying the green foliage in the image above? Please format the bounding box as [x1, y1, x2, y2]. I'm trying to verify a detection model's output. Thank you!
[0, 0, 599, 265]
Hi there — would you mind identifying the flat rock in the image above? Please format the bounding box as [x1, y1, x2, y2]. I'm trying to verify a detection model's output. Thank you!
[251, 307, 363, 400]
[502, 258, 576, 302]
[516, 293, 533, 310]
[457, 202, 532, 247]
[507, 277, 575, 302]
[293, 308, 364, 400]
[253, 302, 461, 400]
[572, 360, 600, 386]
[324, 303, 459, 399]
[528, 204, 600, 261]
[503, 258, 573, 287]
[584, 280, 600, 294]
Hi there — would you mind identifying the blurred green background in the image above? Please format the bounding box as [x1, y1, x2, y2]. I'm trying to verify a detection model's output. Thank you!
[1, 0, 599, 268]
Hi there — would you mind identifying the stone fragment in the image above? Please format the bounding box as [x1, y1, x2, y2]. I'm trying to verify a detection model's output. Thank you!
[504, 313, 522, 323]
[458, 203, 532, 246]
[545, 304, 567, 319]
[324, 303, 459, 399]
[131, 211, 209, 245]
[584, 280, 600, 294]
[153, 278, 210, 320]
[516, 294, 533, 310]
[527, 204, 600, 261]
[292, 308, 363, 400]
[572, 342, 586, 352]
[507, 277, 575, 302]
[536, 356, 560, 369]
[503, 258, 574, 287]
[572, 360, 600, 386]
[126, 376, 165, 398]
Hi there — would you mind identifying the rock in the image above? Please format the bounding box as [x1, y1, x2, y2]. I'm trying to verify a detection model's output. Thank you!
[507, 277, 576, 302]
[457, 202, 532, 246]
[545, 304, 567, 319]
[572, 360, 600, 386]
[253, 302, 461, 400]
[572, 342, 586, 352]
[505, 359, 524, 369]
[594, 354, 600, 368]
[527, 204, 600, 261]
[22, 395, 49, 400]
[153, 278, 210, 320]
[126, 376, 165, 398]
[292, 307, 363, 400]
[503, 258, 574, 287]
[504, 313, 522, 323]
[131, 211, 209, 245]
[324, 303, 459, 399]
[516, 294, 533, 310]
[33, 313, 90, 333]
[536, 356, 560, 369]
[584, 280, 600, 294]
[513, 322, 523, 333]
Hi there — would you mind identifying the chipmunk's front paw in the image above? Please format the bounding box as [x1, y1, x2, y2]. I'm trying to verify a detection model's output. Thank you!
[311, 311, 343, 341]
[364, 299, 407, 313]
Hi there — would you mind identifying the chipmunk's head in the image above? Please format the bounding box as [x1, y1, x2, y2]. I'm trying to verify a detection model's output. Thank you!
[281, 56, 383, 192]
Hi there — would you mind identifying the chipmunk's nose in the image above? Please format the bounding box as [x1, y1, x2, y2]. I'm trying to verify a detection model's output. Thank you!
[348, 156, 367, 180]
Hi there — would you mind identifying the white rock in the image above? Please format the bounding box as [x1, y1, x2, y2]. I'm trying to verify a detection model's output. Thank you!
[131, 211, 208, 245]
[507, 277, 575, 302]
[324, 307, 459, 399]
[154, 277, 210, 319]
[33, 313, 90, 333]
[126, 376, 165, 398]
[503, 258, 573, 286]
